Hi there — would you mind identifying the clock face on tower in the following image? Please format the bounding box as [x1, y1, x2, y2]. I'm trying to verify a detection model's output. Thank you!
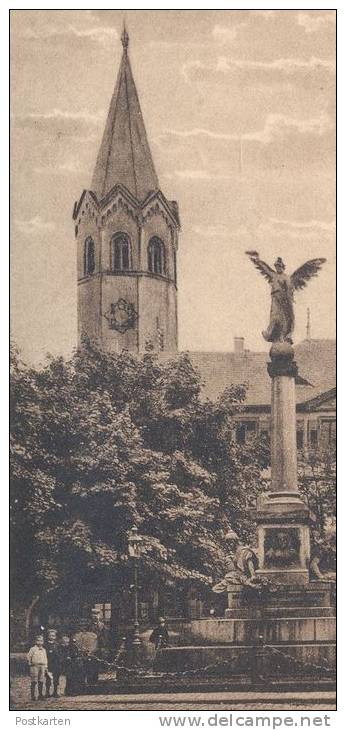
[104, 299, 138, 333]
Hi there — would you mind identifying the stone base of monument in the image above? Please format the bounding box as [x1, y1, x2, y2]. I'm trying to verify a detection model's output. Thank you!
[226, 581, 334, 615]
[154, 642, 335, 677]
[87, 583, 335, 694]
[150, 580, 335, 688]
[152, 626, 334, 688]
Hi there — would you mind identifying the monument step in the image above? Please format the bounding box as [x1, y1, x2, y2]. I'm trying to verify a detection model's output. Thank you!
[154, 642, 335, 679]
[227, 582, 335, 611]
[182, 616, 335, 645]
[223, 606, 334, 618]
[89, 676, 336, 695]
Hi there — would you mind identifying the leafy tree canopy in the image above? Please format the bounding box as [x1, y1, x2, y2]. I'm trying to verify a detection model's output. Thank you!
[11, 340, 266, 604]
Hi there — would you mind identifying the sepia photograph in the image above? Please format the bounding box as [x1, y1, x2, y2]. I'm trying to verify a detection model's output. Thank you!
[10, 9, 336, 713]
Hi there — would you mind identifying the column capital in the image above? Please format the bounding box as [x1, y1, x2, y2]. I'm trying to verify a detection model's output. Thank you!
[267, 341, 298, 378]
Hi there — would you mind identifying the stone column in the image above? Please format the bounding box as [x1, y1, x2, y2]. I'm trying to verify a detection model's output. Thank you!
[256, 342, 311, 585]
[270, 361, 297, 492]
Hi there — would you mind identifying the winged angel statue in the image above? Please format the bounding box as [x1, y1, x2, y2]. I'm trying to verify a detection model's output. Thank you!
[245, 252, 326, 343]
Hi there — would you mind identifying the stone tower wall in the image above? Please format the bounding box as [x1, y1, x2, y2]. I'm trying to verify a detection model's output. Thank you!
[76, 198, 178, 352]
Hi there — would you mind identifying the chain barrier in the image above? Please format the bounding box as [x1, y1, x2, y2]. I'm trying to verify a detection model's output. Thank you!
[100, 636, 127, 680]
[82, 641, 334, 682]
[86, 649, 241, 679]
[264, 644, 335, 676]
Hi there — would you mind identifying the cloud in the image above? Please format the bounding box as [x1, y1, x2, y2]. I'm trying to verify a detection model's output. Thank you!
[267, 218, 335, 233]
[245, 113, 333, 142]
[160, 112, 333, 148]
[231, 217, 335, 245]
[182, 55, 335, 82]
[192, 224, 231, 238]
[12, 109, 103, 137]
[212, 23, 245, 44]
[14, 216, 56, 234]
[243, 217, 336, 241]
[262, 218, 335, 241]
[34, 159, 89, 176]
[22, 22, 118, 46]
[160, 128, 237, 143]
[13, 109, 102, 124]
[146, 40, 205, 51]
[164, 169, 233, 181]
[297, 12, 335, 34]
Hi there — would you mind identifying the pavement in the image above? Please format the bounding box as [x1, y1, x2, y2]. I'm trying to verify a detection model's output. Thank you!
[10, 677, 336, 711]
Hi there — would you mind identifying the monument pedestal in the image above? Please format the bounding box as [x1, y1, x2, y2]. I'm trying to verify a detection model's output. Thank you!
[225, 581, 334, 618]
[255, 491, 311, 585]
[254, 342, 312, 585]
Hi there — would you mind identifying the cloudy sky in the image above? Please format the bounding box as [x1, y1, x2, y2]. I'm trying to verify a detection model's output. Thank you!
[11, 9, 336, 364]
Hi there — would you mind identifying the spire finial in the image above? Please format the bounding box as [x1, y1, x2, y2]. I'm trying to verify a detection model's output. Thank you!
[306, 307, 311, 340]
[121, 23, 129, 52]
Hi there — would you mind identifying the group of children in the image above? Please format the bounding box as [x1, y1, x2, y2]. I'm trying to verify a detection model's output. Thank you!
[27, 616, 170, 702]
[27, 629, 87, 701]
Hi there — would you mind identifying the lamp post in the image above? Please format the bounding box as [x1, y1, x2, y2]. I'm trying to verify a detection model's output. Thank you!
[128, 525, 142, 646]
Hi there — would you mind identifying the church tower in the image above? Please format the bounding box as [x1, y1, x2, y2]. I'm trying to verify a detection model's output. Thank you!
[73, 28, 179, 353]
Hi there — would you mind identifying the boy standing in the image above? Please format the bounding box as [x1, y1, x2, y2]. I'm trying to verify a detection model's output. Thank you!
[27, 635, 47, 701]
[59, 635, 72, 696]
[149, 617, 169, 650]
[45, 628, 61, 697]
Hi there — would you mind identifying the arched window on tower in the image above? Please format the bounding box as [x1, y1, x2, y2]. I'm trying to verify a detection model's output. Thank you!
[111, 233, 131, 271]
[84, 237, 95, 276]
[148, 237, 165, 276]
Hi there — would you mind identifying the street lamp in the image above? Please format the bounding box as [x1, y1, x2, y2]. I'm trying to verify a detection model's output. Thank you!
[128, 525, 142, 646]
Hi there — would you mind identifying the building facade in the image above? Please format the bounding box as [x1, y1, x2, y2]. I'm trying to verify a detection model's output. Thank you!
[73, 28, 179, 355]
[190, 337, 336, 453]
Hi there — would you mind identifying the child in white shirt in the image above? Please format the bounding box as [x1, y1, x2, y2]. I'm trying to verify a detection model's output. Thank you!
[27, 635, 48, 701]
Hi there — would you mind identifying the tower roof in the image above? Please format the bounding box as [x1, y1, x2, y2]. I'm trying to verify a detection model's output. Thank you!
[91, 28, 159, 201]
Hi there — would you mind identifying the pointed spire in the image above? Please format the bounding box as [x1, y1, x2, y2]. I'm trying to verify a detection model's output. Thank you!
[306, 307, 311, 340]
[121, 23, 129, 53]
[91, 28, 159, 201]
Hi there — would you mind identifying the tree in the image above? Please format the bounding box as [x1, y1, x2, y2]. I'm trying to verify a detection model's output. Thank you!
[10, 340, 265, 608]
[298, 446, 336, 571]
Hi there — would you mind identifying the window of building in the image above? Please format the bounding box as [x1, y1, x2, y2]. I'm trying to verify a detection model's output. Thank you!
[260, 429, 269, 442]
[111, 233, 131, 271]
[148, 237, 165, 275]
[320, 419, 336, 450]
[236, 425, 246, 445]
[93, 602, 111, 622]
[140, 602, 149, 622]
[236, 421, 257, 445]
[296, 429, 304, 449]
[84, 237, 95, 276]
[309, 428, 318, 448]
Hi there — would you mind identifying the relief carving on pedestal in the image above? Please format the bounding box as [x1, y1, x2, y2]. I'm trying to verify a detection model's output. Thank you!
[263, 527, 301, 569]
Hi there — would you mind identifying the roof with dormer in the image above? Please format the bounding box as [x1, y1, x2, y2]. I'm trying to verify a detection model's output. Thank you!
[91, 28, 159, 202]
